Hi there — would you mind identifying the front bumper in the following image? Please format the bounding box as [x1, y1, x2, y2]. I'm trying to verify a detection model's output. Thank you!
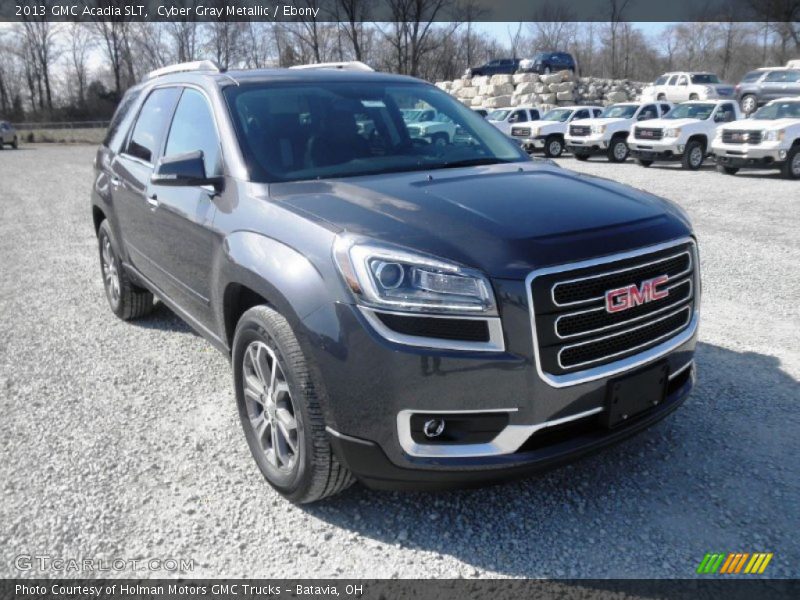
[712, 142, 787, 168]
[628, 140, 685, 162]
[565, 135, 608, 154]
[329, 361, 695, 490]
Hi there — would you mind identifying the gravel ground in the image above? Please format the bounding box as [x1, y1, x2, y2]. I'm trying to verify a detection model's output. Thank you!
[0, 146, 798, 579]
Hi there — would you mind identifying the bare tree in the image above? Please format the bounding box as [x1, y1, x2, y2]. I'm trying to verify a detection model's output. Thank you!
[336, 0, 370, 61]
[379, 0, 453, 76]
[20, 16, 58, 111]
[67, 23, 93, 107]
[607, 0, 633, 78]
[242, 23, 275, 68]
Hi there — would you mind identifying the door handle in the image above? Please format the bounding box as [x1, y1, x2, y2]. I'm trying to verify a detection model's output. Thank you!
[146, 193, 159, 208]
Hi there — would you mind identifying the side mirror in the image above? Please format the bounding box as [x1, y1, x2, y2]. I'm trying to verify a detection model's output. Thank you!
[151, 150, 223, 189]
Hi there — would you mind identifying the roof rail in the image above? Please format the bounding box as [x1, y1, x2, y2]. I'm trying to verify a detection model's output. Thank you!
[145, 60, 221, 81]
[289, 61, 374, 72]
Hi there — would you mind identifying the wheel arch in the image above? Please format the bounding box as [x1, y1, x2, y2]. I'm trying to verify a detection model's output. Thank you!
[686, 134, 708, 149]
[92, 205, 107, 236]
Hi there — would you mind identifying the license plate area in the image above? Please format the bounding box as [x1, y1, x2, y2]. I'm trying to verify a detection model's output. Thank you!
[603, 362, 668, 428]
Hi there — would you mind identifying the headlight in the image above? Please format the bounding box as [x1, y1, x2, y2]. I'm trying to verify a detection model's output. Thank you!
[333, 234, 498, 315]
[591, 124, 606, 134]
[763, 129, 784, 142]
[664, 127, 682, 138]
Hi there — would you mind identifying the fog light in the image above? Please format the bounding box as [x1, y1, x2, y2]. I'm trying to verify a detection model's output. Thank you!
[678, 144, 685, 153]
[779, 150, 787, 160]
[423, 418, 446, 438]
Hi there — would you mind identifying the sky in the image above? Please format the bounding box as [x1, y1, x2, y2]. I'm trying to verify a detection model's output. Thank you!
[475, 21, 673, 42]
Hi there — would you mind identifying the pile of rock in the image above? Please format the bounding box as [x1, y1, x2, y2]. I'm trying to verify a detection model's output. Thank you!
[435, 71, 647, 110]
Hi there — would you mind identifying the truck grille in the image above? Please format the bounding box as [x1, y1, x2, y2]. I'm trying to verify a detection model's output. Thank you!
[635, 127, 663, 140]
[569, 125, 591, 137]
[722, 130, 762, 144]
[511, 127, 531, 137]
[529, 241, 697, 377]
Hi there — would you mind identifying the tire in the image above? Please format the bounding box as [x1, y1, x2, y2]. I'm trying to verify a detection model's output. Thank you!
[431, 133, 448, 148]
[97, 220, 154, 320]
[716, 165, 738, 175]
[573, 152, 590, 161]
[689, 93, 699, 100]
[657, 94, 666, 101]
[682, 140, 705, 170]
[543, 135, 564, 158]
[740, 95, 757, 115]
[11, 136, 18, 149]
[607, 137, 629, 162]
[233, 305, 355, 503]
[780, 146, 800, 180]
[637, 159, 653, 167]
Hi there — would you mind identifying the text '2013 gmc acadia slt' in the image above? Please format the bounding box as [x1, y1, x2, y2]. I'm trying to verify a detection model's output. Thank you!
[92, 61, 700, 503]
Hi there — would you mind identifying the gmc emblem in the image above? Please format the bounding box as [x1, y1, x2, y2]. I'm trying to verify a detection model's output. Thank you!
[605, 275, 669, 313]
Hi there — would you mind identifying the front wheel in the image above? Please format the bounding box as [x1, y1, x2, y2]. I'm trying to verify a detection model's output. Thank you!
[740, 94, 757, 115]
[689, 93, 699, 100]
[97, 220, 154, 320]
[717, 165, 739, 175]
[607, 138, 629, 162]
[780, 146, 800, 180]
[233, 305, 354, 503]
[543, 135, 564, 158]
[682, 140, 705, 170]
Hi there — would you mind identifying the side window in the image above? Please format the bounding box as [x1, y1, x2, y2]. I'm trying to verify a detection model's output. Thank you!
[660, 103, 672, 115]
[164, 88, 222, 177]
[593, 108, 603, 117]
[716, 103, 735, 122]
[509, 110, 527, 123]
[639, 104, 657, 120]
[784, 71, 800, 82]
[574, 109, 589, 120]
[125, 87, 181, 164]
[529, 109, 540, 120]
[104, 88, 142, 151]
[677, 75, 688, 86]
[764, 71, 785, 82]
[667, 75, 678, 85]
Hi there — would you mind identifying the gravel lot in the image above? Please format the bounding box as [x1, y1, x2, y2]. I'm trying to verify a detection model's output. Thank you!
[0, 146, 797, 579]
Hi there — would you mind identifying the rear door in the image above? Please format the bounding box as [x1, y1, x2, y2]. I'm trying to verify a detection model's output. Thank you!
[146, 87, 223, 328]
[760, 70, 787, 101]
[112, 86, 181, 284]
[674, 74, 690, 102]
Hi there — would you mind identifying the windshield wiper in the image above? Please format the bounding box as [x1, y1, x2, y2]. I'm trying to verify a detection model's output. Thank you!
[435, 157, 515, 170]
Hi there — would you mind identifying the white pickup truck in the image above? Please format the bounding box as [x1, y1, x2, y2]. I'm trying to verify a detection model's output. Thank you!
[510, 105, 603, 157]
[627, 100, 740, 169]
[401, 108, 458, 146]
[564, 101, 673, 162]
[711, 97, 800, 179]
[642, 72, 736, 103]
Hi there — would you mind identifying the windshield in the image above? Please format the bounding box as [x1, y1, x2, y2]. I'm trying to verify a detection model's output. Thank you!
[752, 101, 800, 120]
[741, 71, 763, 83]
[401, 109, 434, 123]
[691, 74, 721, 84]
[534, 53, 548, 61]
[654, 75, 669, 85]
[223, 81, 526, 183]
[542, 108, 573, 122]
[599, 105, 638, 119]
[487, 109, 511, 121]
[664, 103, 715, 120]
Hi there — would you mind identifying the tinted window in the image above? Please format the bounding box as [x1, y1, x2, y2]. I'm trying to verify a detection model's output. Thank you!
[753, 101, 800, 119]
[638, 104, 658, 119]
[667, 75, 678, 85]
[715, 103, 736, 122]
[764, 71, 787, 82]
[785, 70, 800, 82]
[741, 71, 763, 83]
[655, 75, 668, 85]
[125, 87, 180, 163]
[104, 88, 142, 151]
[574, 109, 589, 120]
[660, 103, 672, 115]
[529, 109, 540, 120]
[690, 74, 720, 84]
[164, 88, 222, 177]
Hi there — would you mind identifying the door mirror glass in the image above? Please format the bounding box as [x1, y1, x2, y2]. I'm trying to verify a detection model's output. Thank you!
[151, 150, 222, 188]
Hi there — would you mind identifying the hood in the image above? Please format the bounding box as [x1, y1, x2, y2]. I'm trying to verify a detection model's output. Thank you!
[533, 121, 567, 134]
[637, 118, 703, 129]
[269, 163, 691, 279]
[575, 117, 629, 128]
[721, 118, 796, 131]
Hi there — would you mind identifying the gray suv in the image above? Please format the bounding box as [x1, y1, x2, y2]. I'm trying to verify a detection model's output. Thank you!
[92, 62, 699, 503]
[0, 121, 18, 149]
[736, 68, 800, 114]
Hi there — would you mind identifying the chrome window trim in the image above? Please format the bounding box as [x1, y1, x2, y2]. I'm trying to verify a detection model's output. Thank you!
[550, 249, 692, 308]
[396, 406, 602, 458]
[557, 305, 692, 371]
[554, 277, 693, 340]
[359, 307, 505, 352]
[526, 237, 699, 388]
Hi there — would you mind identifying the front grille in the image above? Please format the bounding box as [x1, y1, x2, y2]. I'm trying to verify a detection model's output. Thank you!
[723, 130, 762, 145]
[376, 312, 490, 342]
[530, 242, 696, 376]
[570, 125, 590, 137]
[511, 127, 531, 137]
[635, 127, 663, 140]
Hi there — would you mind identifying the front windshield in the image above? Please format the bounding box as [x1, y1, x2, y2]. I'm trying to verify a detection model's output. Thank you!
[223, 81, 526, 183]
[599, 104, 638, 119]
[402, 109, 434, 123]
[752, 101, 800, 120]
[654, 75, 669, 85]
[534, 53, 548, 61]
[691, 74, 721, 84]
[664, 103, 715, 120]
[487, 109, 511, 121]
[542, 108, 573, 122]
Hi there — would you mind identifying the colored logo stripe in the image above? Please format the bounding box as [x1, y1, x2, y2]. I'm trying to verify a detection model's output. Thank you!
[698, 552, 773, 574]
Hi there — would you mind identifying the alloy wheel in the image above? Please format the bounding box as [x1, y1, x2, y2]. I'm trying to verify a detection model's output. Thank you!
[242, 341, 300, 473]
[689, 146, 703, 168]
[742, 96, 756, 114]
[613, 142, 628, 161]
[792, 152, 800, 177]
[549, 140, 562, 157]
[101, 236, 120, 305]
